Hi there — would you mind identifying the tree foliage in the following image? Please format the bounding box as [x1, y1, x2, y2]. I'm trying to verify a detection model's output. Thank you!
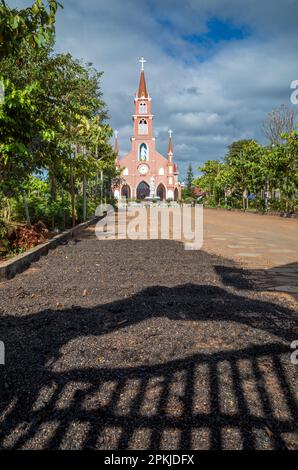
[0, 1, 115, 241]
[0, 0, 62, 59]
[195, 131, 298, 212]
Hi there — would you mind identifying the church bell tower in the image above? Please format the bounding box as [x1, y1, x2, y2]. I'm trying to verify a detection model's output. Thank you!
[131, 57, 155, 162]
[113, 58, 181, 202]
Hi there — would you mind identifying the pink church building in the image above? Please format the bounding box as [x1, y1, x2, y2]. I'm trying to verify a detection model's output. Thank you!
[113, 58, 181, 201]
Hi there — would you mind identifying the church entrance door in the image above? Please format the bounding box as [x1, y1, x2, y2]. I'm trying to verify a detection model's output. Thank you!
[157, 183, 166, 201]
[121, 185, 131, 199]
[137, 181, 150, 199]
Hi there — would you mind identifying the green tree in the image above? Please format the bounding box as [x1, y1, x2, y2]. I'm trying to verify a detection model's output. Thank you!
[186, 163, 194, 191]
[224, 140, 264, 209]
[225, 139, 255, 164]
[263, 127, 298, 212]
[0, 0, 62, 59]
[196, 160, 221, 198]
[0, 1, 61, 225]
[0, 38, 114, 227]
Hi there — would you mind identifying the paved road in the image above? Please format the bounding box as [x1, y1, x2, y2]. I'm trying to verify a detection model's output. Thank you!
[0, 213, 297, 450]
[203, 209, 298, 300]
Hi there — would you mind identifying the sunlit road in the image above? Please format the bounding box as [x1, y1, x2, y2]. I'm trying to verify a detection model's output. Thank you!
[202, 209, 298, 299]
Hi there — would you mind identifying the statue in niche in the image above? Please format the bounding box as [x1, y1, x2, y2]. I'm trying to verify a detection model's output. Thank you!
[139, 143, 148, 161]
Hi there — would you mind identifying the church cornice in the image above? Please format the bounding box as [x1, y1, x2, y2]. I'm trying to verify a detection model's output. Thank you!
[134, 96, 152, 102]
[132, 114, 154, 118]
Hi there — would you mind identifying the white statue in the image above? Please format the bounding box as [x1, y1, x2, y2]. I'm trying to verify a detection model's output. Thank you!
[140, 144, 147, 161]
[149, 176, 155, 197]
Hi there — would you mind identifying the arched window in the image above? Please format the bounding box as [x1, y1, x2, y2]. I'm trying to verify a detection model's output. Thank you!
[139, 143, 148, 161]
[138, 119, 148, 135]
[123, 167, 129, 176]
[139, 102, 147, 114]
[158, 167, 164, 176]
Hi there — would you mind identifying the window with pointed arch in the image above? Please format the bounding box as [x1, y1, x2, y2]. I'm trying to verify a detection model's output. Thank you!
[138, 119, 148, 135]
[139, 143, 148, 161]
[139, 102, 147, 114]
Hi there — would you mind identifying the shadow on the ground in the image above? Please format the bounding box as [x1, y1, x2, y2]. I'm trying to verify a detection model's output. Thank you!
[0, 277, 297, 450]
[215, 262, 298, 300]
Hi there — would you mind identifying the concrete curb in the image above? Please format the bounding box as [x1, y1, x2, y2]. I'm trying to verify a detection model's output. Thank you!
[0, 216, 104, 281]
[204, 206, 298, 219]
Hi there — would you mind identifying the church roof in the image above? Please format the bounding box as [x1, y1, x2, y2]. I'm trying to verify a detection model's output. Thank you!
[137, 70, 149, 98]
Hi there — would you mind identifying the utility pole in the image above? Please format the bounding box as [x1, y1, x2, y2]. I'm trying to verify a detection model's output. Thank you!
[83, 146, 87, 222]
[100, 170, 104, 204]
[83, 174, 87, 221]
[19, 185, 31, 227]
[265, 144, 274, 212]
[264, 177, 269, 211]
[71, 145, 76, 227]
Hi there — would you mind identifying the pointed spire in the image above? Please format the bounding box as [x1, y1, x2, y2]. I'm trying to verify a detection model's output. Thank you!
[137, 70, 148, 99]
[168, 129, 173, 155]
[114, 130, 119, 157]
[137, 57, 148, 98]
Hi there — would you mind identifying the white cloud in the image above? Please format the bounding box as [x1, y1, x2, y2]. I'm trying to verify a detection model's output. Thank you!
[9, 0, 298, 177]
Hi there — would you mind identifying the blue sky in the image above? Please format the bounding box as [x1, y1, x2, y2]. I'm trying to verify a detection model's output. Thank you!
[183, 18, 249, 46]
[10, 0, 298, 179]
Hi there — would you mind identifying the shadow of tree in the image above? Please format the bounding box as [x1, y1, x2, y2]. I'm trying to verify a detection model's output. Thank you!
[215, 261, 298, 299]
[0, 280, 297, 450]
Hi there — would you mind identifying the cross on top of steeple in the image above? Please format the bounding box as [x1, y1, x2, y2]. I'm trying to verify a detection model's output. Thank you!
[168, 129, 173, 139]
[139, 56, 147, 71]
[137, 60, 149, 98]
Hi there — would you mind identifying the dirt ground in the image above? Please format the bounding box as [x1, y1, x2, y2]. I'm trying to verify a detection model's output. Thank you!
[0, 211, 297, 450]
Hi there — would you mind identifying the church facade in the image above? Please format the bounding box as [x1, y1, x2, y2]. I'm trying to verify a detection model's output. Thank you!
[113, 59, 181, 201]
